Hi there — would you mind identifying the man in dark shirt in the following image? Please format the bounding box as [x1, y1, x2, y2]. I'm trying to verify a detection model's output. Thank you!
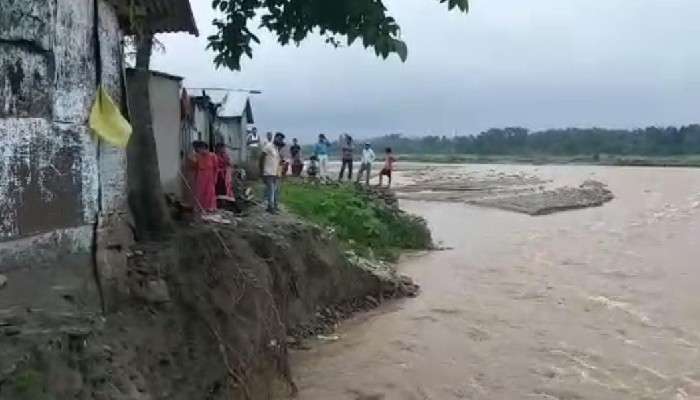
[338, 134, 354, 181]
[290, 138, 303, 176]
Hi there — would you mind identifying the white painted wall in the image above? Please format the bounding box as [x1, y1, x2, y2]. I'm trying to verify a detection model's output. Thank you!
[215, 116, 250, 165]
[148, 74, 183, 196]
[0, 0, 127, 269]
[193, 103, 211, 144]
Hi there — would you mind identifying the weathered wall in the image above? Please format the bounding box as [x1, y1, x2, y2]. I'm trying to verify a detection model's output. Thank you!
[240, 112, 250, 164]
[96, 1, 128, 215]
[0, 0, 127, 270]
[192, 101, 212, 144]
[214, 117, 248, 165]
[148, 74, 183, 196]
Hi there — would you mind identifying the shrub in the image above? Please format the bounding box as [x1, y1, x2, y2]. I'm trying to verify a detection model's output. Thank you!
[281, 183, 431, 260]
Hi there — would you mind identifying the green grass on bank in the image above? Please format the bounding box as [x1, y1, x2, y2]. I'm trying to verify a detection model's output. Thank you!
[281, 182, 432, 261]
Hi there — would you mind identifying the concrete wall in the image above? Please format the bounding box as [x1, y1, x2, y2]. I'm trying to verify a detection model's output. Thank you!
[0, 0, 127, 270]
[240, 113, 250, 164]
[148, 75, 182, 196]
[192, 103, 211, 144]
[215, 116, 249, 165]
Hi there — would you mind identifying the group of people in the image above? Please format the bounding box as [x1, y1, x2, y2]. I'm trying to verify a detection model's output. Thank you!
[257, 132, 399, 213]
[262, 133, 396, 184]
[189, 132, 398, 215]
[333, 134, 397, 187]
[189, 141, 235, 213]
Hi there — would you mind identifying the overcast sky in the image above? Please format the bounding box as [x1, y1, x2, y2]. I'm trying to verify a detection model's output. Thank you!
[152, 0, 700, 142]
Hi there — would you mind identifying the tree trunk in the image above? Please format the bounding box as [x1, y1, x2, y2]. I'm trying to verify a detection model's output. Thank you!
[126, 33, 173, 241]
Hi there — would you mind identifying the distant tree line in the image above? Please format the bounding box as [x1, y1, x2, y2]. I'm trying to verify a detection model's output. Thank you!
[365, 125, 700, 156]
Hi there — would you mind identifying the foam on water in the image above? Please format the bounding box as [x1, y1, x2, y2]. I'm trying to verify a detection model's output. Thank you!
[587, 295, 653, 326]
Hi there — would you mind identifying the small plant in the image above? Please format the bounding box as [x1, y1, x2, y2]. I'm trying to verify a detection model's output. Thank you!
[12, 369, 47, 400]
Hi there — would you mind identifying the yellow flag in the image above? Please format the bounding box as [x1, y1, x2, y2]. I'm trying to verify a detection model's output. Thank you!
[89, 85, 132, 148]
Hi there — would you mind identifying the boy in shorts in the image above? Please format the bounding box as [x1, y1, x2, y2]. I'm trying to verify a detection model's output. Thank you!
[378, 147, 396, 188]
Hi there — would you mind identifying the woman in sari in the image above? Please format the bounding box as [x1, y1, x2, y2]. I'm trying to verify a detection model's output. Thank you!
[215, 143, 234, 199]
[189, 141, 218, 212]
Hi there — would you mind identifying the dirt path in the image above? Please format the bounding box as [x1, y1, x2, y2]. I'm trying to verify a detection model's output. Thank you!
[289, 165, 700, 400]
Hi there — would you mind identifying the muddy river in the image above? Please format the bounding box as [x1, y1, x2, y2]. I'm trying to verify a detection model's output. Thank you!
[291, 165, 700, 400]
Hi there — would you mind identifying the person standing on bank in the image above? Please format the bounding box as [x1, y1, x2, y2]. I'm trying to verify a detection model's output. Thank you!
[189, 141, 218, 213]
[338, 134, 354, 181]
[214, 143, 234, 199]
[356, 142, 376, 185]
[274, 133, 287, 207]
[290, 138, 303, 177]
[260, 133, 283, 213]
[277, 132, 291, 177]
[378, 147, 397, 188]
[314, 134, 330, 181]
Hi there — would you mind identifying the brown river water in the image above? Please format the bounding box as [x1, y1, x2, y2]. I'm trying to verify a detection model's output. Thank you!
[291, 165, 700, 400]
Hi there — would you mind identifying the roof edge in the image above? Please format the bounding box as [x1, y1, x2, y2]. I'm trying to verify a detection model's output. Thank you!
[112, 0, 199, 36]
[125, 68, 184, 81]
[183, 0, 199, 36]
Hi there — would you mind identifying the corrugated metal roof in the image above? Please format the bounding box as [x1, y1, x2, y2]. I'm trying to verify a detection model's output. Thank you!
[219, 93, 253, 121]
[190, 90, 226, 104]
[190, 91, 255, 123]
[111, 0, 199, 36]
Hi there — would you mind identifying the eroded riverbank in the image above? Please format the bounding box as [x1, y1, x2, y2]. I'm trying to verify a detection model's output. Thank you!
[290, 165, 700, 400]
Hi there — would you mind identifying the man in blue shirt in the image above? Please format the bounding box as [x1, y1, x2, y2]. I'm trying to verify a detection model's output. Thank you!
[313, 133, 330, 181]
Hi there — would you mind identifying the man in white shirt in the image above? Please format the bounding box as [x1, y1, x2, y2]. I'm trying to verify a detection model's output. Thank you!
[356, 143, 376, 185]
[260, 133, 282, 213]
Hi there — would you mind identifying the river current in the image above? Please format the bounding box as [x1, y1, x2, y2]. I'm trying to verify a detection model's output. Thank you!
[292, 165, 700, 400]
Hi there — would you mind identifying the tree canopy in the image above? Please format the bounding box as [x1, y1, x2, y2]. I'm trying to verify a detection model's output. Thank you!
[207, 0, 469, 70]
[364, 125, 700, 156]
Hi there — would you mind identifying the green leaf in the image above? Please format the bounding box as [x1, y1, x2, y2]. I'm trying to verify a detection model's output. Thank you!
[347, 30, 360, 46]
[207, 0, 468, 71]
[457, 0, 470, 12]
[394, 39, 408, 62]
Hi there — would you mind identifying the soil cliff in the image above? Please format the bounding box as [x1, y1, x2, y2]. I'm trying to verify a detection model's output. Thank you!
[0, 208, 424, 400]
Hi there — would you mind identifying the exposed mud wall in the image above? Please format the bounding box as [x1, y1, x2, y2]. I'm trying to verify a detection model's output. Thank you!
[0, 0, 127, 270]
[0, 213, 408, 400]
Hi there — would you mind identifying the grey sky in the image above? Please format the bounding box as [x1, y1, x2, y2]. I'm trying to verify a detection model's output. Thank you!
[152, 0, 700, 142]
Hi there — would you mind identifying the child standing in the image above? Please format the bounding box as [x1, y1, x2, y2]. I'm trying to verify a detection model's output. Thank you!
[307, 155, 319, 180]
[378, 147, 396, 188]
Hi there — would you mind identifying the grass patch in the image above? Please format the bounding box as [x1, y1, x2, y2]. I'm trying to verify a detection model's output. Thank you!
[281, 182, 432, 261]
[11, 369, 47, 400]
